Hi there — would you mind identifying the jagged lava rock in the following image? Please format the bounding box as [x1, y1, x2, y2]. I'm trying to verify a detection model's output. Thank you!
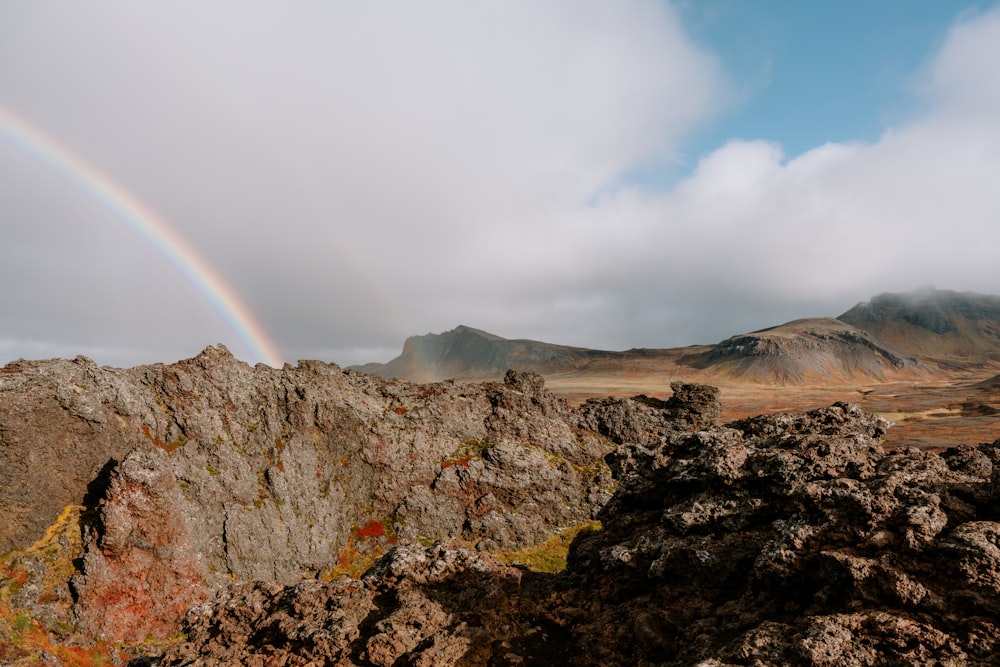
[575, 380, 721, 446]
[0, 349, 615, 642]
[149, 398, 1000, 665]
[72, 448, 208, 642]
[152, 543, 530, 667]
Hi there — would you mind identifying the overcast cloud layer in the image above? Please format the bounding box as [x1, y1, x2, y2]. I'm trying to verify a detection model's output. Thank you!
[2, 2, 999, 367]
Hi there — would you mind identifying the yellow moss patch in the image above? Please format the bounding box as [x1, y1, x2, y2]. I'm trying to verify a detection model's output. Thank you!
[29, 505, 87, 596]
[0, 603, 125, 667]
[29, 505, 84, 552]
[1, 505, 86, 607]
[0, 505, 131, 665]
[320, 519, 400, 581]
[496, 520, 602, 573]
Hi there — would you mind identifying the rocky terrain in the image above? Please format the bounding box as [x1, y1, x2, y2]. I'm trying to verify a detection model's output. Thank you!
[146, 386, 1000, 666]
[3, 341, 1000, 664]
[0, 348, 617, 653]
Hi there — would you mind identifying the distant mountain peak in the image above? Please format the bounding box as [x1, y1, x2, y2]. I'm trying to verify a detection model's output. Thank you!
[839, 289, 1000, 360]
[352, 326, 607, 382]
[440, 324, 504, 339]
[350, 289, 1000, 385]
[682, 317, 927, 385]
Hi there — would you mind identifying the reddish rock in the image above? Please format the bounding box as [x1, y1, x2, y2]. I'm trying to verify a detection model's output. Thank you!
[73, 448, 207, 642]
[149, 402, 1000, 666]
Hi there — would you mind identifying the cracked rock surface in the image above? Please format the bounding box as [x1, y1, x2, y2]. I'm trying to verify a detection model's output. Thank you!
[1, 349, 616, 642]
[149, 400, 1000, 666]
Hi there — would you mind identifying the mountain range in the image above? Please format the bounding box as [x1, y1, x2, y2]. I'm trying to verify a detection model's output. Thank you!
[353, 289, 1000, 386]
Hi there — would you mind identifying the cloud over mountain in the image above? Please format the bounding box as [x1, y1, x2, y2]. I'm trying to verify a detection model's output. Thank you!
[2, 3, 999, 367]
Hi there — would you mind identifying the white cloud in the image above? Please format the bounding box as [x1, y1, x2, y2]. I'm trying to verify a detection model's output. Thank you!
[585, 5, 1000, 327]
[0, 0, 725, 364]
[918, 7, 1000, 117]
[2, 3, 1000, 367]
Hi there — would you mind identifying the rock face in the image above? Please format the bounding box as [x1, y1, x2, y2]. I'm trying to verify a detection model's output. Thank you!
[0, 355, 143, 555]
[839, 289, 1000, 361]
[73, 448, 207, 642]
[682, 318, 927, 384]
[0, 349, 614, 643]
[150, 399, 1000, 666]
[351, 324, 612, 382]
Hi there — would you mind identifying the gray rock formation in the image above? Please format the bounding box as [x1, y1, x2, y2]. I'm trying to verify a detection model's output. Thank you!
[0, 349, 616, 643]
[149, 400, 1000, 666]
[576, 381, 721, 443]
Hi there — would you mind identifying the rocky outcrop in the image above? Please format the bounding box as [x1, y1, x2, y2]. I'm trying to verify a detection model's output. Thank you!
[8, 343, 1000, 664]
[148, 545, 531, 667]
[351, 324, 612, 382]
[682, 318, 928, 384]
[149, 401, 1000, 666]
[72, 448, 208, 643]
[839, 289, 1000, 361]
[576, 381, 721, 443]
[0, 349, 617, 644]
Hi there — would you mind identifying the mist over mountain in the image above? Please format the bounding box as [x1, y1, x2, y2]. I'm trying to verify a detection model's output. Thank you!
[353, 289, 1000, 385]
[838, 289, 1000, 362]
[681, 317, 927, 384]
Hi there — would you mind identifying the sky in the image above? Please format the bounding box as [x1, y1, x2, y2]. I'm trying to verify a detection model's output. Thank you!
[2, 1, 999, 368]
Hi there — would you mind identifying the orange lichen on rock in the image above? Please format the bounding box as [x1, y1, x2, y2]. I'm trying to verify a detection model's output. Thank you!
[73, 448, 207, 643]
[323, 518, 398, 580]
[354, 519, 386, 540]
[0, 601, 126, 666]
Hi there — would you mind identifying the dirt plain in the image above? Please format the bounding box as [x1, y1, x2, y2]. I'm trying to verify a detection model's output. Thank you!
[544, 358, 1000, 450]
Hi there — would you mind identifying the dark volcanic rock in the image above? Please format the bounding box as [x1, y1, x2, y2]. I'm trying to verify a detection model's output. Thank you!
[0, 350, 616, 643]
[576, 381, 721, 444]
[149, 400, 1000, 666]
[151, 544, 531, 667]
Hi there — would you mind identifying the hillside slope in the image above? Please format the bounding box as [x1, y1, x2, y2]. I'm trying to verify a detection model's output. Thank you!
[354, 290, 1000, 386]
[354, 317, 937, 387]
[838, 289, 1000, 362]
[680, 317, 931, 385]
[352, 325, 613, 382]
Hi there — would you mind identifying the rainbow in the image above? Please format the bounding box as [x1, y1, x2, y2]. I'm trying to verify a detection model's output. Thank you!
[0, 104, 284, 367]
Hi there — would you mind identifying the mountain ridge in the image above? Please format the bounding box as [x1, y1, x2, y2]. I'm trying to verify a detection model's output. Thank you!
[352, 289, 999, 385]
[351, 324, 613, 382]
[838, 289, 1000, 362]
[679, 317, 929, 384]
